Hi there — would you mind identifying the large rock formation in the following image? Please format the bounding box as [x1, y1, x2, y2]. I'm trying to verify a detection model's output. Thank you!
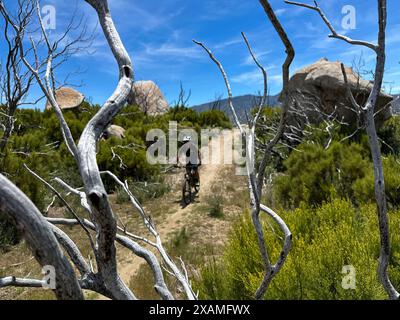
[128, 80, 169, 115]
[284, 58, 393, 125]
[45, 87, 84, 110]
[104, 125, 125, 139]
[392, 95, 400, 115]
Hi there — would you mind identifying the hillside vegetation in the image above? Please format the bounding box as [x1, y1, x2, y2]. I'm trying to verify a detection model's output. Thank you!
[3, 100, 400, 300]
[0, 103, 231, 252]
[195, 111, 400, 300]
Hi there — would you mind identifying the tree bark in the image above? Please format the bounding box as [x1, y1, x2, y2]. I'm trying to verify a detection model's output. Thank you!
[72, 0, 135, 300]
[0, 174, 83, 300]
[0, 113, 15, 152]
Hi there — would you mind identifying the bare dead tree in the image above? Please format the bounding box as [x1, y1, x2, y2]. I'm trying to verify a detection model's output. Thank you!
[0, 0, 36, 152]
[194, 0, 295, 300]
[175, 81, 192, 108]
[211, 93, 224, 111]
[0, 0, 195, 300]
[0, 0, 93, 153]
[286, 0, 399, 300]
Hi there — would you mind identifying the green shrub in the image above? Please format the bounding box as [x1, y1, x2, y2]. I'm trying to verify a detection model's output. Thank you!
[208, 194, 224, 218]
[130, 179, 170, 204]
[378, 116, 400, 156]
[353, 155, 400, 208]
[195, 256, 229, 300]
[167, 106, 232, 129]
[199, 110, 232, 129]
[274, 142, 370, 208]
[171, 227, 190, 251]
[0, 213, 21, 252]
[196, 199, 400, 300]
[115, 186, 130, 204]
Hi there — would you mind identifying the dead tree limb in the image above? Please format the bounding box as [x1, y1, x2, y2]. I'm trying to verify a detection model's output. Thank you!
[100, 170, 197, 300]
[0, 174, 83, 299]
[0, 0, 36, 151]
[0, 277, 46, 288]
[194, 0, 294, 300]
[284, 0, 377, 51]
[46, 217, 174, 300]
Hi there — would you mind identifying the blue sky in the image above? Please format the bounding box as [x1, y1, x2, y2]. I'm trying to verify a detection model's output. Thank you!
[2, 0, 400, 108]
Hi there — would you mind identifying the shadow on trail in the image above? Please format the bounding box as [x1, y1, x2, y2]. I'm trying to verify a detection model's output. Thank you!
[176, 193, 199, 209]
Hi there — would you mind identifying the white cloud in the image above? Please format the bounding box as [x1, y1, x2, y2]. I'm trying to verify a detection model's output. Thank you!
[232, 69, 281, 86]
[386, 31, 400, 45]
[391, 88, 400, 94]
[242, 50, 272, 66]
[274, 8, 287, 17]
[213, 37, 243, 50]
[232, 70, 262, 84]
[339, 48, 375, 63]
[143, 43, 203, 60]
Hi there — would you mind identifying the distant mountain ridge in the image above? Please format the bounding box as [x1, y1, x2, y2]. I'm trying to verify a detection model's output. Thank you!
[191, 93, 400, 122]
[191, 94, 281, 123]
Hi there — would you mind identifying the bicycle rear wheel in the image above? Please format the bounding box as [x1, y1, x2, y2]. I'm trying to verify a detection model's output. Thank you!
[182, 178, 191, 205]
[194, 177, 200, 193]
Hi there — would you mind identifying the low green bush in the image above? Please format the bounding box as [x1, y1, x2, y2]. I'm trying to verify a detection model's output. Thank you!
[195, 199, 400, 300]
[208, 193, 224, 218]
[130, 179, 171, 204]
[199, 110, 232, 129]
[353, 155, 400, 208]
[378, 116, 400, 156]
[274, 142, 370, 208]
[0, 213, 21, 252]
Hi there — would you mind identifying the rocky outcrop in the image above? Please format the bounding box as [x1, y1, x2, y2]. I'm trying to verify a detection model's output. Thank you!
[128, 80, 169, 115]
[45, 87, 84, 110]
[284, 58, 393, 125]
[104, 125, 125, 139]
[392, 95, 400, 115]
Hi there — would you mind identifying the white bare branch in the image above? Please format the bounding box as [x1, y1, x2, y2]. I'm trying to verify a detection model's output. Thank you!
[194, 0, 295, 300]
[284, 0, 378, 51]
[0, 174, 83, 299]
[100, 170, 197, 300]
[0, 277, 46, 288]
[46, 217, 174, 300]
[192, 40, 244, 134]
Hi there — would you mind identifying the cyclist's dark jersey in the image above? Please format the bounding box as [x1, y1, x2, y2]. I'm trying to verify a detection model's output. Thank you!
[185, 143, 201, 167]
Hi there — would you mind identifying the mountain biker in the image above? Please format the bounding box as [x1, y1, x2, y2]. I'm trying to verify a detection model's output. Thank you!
[179, 136, 201, 187]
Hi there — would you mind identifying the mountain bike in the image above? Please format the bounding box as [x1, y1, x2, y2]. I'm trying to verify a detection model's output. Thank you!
[182, 166, 200, 205]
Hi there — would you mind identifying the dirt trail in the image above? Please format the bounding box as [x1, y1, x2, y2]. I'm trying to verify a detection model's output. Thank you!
[116, 131, 241, 287]
[116, 165, 221, 284]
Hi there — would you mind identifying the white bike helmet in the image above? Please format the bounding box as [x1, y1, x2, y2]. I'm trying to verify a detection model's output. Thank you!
[182, 136, 192, 142]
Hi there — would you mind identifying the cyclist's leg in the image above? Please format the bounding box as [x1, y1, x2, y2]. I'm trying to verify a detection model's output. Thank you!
[194, 166, 200, 185]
